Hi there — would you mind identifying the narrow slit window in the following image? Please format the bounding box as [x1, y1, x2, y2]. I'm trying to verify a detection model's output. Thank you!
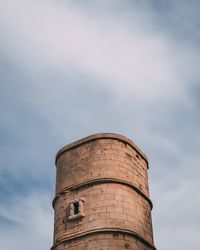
[73, 201, 79, 215]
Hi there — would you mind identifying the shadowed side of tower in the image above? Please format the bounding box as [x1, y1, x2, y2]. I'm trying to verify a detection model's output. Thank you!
[52, 133, 156, 250]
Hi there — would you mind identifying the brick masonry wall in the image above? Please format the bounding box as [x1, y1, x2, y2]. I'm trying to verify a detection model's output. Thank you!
[52, 134, 155, 250]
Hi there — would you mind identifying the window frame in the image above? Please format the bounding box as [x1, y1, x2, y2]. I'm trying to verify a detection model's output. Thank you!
[68, 198, 85, 221]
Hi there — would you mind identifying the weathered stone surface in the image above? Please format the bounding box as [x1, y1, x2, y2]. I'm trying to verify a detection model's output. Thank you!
[52, 133, 156, 250]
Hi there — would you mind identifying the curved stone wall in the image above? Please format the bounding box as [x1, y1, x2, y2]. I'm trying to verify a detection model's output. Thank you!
[52, 133, 155, 250]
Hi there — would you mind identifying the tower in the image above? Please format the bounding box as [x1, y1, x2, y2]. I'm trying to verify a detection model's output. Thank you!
[52, 133, 156, 250]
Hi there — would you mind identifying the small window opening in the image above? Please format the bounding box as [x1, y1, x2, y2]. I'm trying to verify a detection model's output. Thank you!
[68, 198, 85, 221]
[73, 201, 79, 215]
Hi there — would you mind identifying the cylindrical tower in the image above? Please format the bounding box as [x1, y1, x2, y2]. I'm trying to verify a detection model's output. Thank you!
[52, 133, 156, 250]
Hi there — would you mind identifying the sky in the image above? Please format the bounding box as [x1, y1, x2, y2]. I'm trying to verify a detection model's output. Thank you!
[0, 0, 200, 249]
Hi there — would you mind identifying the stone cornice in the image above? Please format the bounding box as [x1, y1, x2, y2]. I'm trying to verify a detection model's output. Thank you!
[52, 177, 153, 210]
[55, 133, 149, 168]
[51, 227, 156, 250]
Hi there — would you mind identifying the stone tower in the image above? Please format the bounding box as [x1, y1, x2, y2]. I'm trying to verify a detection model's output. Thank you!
[52, 133, 156, 250]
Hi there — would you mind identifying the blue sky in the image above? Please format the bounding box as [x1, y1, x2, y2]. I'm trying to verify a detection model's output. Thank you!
[0, 0, 200, 249]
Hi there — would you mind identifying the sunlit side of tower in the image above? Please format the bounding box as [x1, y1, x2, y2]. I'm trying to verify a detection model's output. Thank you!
[52, 133, 156, 250]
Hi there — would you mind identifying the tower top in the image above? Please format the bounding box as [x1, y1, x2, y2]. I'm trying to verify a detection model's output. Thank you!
[56, 133, 148, 167]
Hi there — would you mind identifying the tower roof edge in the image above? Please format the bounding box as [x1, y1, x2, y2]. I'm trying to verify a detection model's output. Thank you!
[55, 133, 149, 168]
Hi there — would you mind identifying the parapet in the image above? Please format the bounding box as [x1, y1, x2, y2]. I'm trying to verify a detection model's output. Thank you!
[55, 133, 148, 167]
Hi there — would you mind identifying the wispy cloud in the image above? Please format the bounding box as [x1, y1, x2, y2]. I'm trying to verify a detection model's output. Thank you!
[1, 0, 198, 101]
[0, 192, 53, 250]
[0, 1, 199, 249]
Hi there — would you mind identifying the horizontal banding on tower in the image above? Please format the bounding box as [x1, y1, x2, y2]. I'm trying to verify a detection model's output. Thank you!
[52, 228, 156, 250]
[52, 178, 153, 210]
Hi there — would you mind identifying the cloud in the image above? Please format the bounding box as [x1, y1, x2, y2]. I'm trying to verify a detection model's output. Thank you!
[0, 192, 53, 250]
[1, 0, 198, 102]
[152, 153, 200, 250]
[0, 1, 199, 250]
